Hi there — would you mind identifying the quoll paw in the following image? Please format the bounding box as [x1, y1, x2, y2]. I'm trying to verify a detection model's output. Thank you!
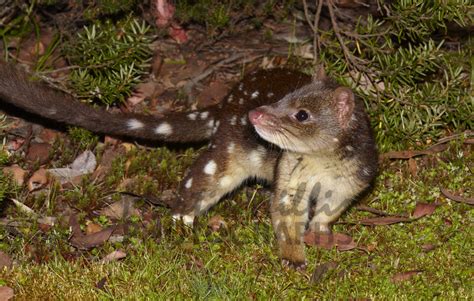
[282, 258, 307, 271]
[172, 213, 195, 226]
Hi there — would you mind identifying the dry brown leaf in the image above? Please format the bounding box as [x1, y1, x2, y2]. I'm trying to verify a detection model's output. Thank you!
[408, 158, 418, 177]
[380, 144, 448, 160]
[92, 147, 125, 180]
[6, 136, 25, 151]
[27, 168, 49, 191]
[70, 150, 96, 173]
[421, 244, 437, 252]
[0, 251, 12, 270]
[196, 80, 230, 108]
[0, 286, 14, 301]
[412, 202, 439, 219]
[99, 196, 141, 220]
[68, 214, 82, 236]
[440, 188, 474, 205]
[37, 216, 56, 226]
[304, 231, 357, 251]
[356, 205, 392, 216]
[39, 128, 61, 143]
[310, 261, 338, 284]
[95, 277, 107, 290]
[391, 270, 422, 283]
[86, 222, 103, 235]
[70, 226, 115, 250]
[49, 150, 97, 184]
[2, 165, 27, 186]
[207, 215, 227, 232]
[358, 216, 411, 226]
[100, 250, 127, 263]
[26, 143, 51, 164]
[128, 81, 160, 106]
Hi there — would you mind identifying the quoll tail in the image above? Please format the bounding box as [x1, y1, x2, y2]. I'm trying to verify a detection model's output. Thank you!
[0, 62, 217, 143]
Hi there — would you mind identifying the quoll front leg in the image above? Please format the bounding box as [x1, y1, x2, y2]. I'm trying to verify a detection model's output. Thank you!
[171, 139, 274, 225]
[171, 144, 248, 225]
[271, 154, 313, 269]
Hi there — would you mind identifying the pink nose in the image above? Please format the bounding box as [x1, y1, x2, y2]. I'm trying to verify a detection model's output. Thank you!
[248, 109, 265, 125]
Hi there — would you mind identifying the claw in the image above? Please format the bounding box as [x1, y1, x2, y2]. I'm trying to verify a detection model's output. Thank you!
[282, 258, 307, 271]
[172, 213, 195, 226]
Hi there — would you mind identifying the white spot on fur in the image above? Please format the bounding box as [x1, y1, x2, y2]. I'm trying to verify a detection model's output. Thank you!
[333, 138, 339, 142]
[227, 94, 233, 103]
[155, 122, 173, 135]
[251, 91, 259, 99]
[212, 121, 220, 134]
[238, 83, 243, 91]
[249, 150, 262, 165]
[267, 92, 274, 98]
[243, 91, 248, 96]
[240, 116, 247, 125]
[227, 142, 235, 153]
[200, 111, 209, 119]
[127, 119, 144, 130]
[239, 98, 244, 105]
[185, 178, 193, 189]
[187, 112, 198, 120]
[207, 119, 215, 128]
[219, 175, 234, 188]
[230, 115, 237, 126]
[204, 160, 217, 175]
[346, 145, 354, 151]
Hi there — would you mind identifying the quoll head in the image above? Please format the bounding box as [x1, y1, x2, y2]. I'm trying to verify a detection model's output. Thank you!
[248, 73, 356, 154]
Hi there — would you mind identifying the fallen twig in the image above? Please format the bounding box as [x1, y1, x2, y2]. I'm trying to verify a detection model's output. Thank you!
[440, 188, 474, 206]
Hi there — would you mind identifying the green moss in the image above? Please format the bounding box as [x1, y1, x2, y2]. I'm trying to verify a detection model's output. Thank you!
[67, 127, 99, 151]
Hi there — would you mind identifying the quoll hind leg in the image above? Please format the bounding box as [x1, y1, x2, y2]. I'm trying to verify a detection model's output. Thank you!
[171, 144, 251, 225]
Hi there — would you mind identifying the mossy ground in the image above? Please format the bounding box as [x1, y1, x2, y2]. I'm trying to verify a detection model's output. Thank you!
[0, 138, 472, 299]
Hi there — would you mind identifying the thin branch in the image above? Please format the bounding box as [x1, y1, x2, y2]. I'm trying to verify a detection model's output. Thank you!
[303, 0, 324, 64]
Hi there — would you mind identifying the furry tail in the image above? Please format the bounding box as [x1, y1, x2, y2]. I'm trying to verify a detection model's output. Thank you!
[0, 62, 217, 142]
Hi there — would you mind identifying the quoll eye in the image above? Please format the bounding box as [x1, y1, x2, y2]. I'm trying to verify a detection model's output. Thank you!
[295, 110, 309, 122]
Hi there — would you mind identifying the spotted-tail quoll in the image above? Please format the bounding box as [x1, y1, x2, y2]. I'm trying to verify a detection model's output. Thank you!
[0, 61, 378, 268]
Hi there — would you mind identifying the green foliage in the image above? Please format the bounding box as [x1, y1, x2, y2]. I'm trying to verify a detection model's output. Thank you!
[67, 127, 98, 151]
[319, 0, 472, 150]
[0, 171, 17, 203]
[65, 17, 152, 105]
[389, 0, 470, 41]
[175, 0, 297, 35]
[175, 0, 231, 32]
[83, 0, 139, 20]
[0, 1, 36, 45]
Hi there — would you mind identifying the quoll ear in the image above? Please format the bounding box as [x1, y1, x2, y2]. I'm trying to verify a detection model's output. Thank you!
[312, 65, 327, 82]
[333, 87, 355, 128]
